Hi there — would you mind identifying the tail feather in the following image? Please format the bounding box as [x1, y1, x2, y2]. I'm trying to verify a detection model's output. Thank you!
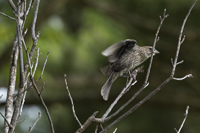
[101, 72, 117, 101]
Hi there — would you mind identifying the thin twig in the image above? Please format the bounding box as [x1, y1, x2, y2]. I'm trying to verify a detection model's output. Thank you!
[26, 51, 54, 133]
[33, 48, 40, 76]
[64, 74, 82, 127]
[30, 76, 55, 133]
[175, 106, 190, 133]
[144, 8, 168, 84]
[31, 0, 40, 40]
[35, 51, 49, 82]
[0, 112, 13, 129]
[26, 0, 34, 16]
[17, 115, 26, 123]
[113, 128, 117, 133]
[105, 82, 149, 122]
[14, 50, 49, 97]
[18, 71, 30, 119]
[176, 60, 184, 65]
[173, 74, 193, 80]
[0, 12, 16, 21]
[22, 2, 54, 130]
[28, 112, 41, 133]
[18, 91, 27, 119]
[24, 0, 40, 74]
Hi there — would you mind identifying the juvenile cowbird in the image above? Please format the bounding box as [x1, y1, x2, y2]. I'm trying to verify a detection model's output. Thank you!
[101, 39, 159, 101]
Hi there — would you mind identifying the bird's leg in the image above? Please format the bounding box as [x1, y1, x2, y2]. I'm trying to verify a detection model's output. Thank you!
[130, 70, 137, 81]
[126, 72, 131, 85]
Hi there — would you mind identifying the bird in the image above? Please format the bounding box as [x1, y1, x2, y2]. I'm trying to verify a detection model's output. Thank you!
[101, 39, 159, 101]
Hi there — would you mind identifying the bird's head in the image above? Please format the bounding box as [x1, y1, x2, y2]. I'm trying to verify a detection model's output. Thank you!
[142, 46, 159, 58]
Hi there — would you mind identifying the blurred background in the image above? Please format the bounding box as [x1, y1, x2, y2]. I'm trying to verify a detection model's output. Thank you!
[0, 0, 200, 132]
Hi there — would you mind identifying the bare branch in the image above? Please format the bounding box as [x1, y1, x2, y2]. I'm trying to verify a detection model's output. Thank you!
[113, 128, 117, 133]
[105, 82, 149, 122]
[28, 112, 41, 133]
[76, 111, 99, 133]
[171, 0, 197, 76]
[18, 91, 27, 119]
[175, 106, 190, 133]
[29, 76, 55, 133]
[35, 51, 49, 82]
[101, 77, 171, 133]
[31, 0, 40, 40]
[24, 19, 54, 133]
[177, 60, 184, 65]
[24, 0, 40, 74]
[173, 74, 193, 81]
[17, 115, 26, 124]
[32, 48, 40, 77]
[25, 0, 34, 16]
[8, 0, 17, 13]
[0, 12, 16, 21]
[144, 8, 168, 84]
[102, 72, 137, 120]
[64, 74, 82, 127]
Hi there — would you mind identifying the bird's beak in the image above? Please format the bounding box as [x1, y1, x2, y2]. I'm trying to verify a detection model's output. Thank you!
[154, 49, 160, 54]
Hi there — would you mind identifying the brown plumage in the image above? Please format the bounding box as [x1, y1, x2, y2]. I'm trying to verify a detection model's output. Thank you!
[101, 39, 159, 101]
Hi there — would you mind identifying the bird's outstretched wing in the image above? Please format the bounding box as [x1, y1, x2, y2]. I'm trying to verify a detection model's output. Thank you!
[101, 39, 137, 63]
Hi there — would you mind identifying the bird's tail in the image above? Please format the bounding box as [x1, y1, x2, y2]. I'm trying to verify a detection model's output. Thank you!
[101, 72, 117, 101]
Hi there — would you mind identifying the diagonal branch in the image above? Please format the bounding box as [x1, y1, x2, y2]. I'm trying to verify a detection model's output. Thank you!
[171, 0, 197, 76]
[64, 74, 82, 127]
[174, 106, 190, 133]
[144, 8, 168, 84]
[8, 0, 17, 13]
[1, 112, 13, 129]
[28, 112, 41, 133]
[0, 12, 16, 21]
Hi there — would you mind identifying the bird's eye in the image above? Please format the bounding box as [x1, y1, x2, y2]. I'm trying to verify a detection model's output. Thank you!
[149, 48, 152, 51]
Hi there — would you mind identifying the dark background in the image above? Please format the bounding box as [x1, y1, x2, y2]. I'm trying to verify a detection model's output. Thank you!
[0, 0, 200, 132]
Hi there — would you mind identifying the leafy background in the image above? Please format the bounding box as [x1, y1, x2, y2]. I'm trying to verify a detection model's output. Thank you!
[0, 0, 200, 132]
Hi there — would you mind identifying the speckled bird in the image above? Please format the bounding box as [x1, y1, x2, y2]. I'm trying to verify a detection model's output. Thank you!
[101, 39, 159, 101]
